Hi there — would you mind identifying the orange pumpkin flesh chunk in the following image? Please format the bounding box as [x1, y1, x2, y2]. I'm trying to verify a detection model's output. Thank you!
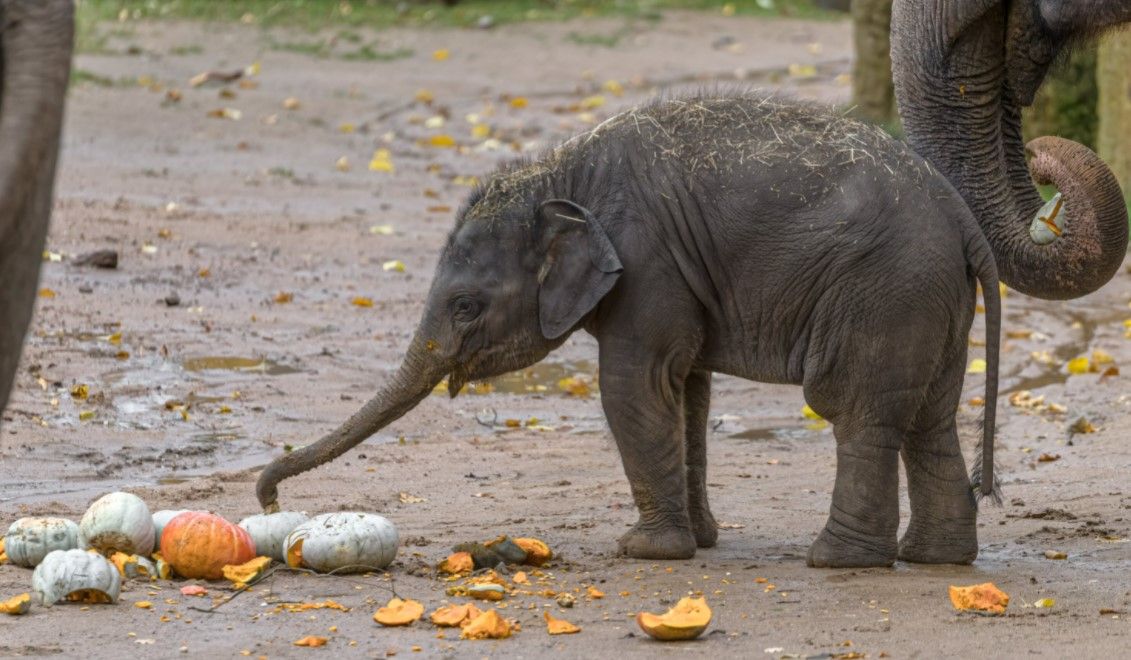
[65, 589, 114, 604]
[544, 610, 581, 635]
[431, 603, 483, 627]
[460, 609, 512, 640]
[293, 636, 328, 647]
[513, 537, 552, 566]
[949, 583, 1009, 614]
[439, 551, 474, 574]
[373, 597, 425, 626]
[223, 556, 273, 588]
[0, 538, 7, 564]
[286, 538, 304, 568]
[1, 593, 31, 615]
[636, 596, 712, 641]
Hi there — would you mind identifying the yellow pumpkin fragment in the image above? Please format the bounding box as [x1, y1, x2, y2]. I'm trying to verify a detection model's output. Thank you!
[587, 586, 605, 599]
[0, 538, 7, 564]
[430, 603, 482, 627]
[514, 537, 552, 566]
[460, 609, 512, 640]
[293, 636, 328, 647]
[286, 538, 304, 568]
[374, 597, 424, 626]
[636, 597, 712, 641]
[223, 556, 273, 588]
[0, 593, 31, 615]
[544, 610, 581, 635]
[949, 582, 1009, 615]
[439, 551, 473, 574]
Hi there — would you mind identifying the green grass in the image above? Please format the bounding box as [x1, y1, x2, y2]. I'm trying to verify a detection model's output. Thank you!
[77, 0, 836, 36]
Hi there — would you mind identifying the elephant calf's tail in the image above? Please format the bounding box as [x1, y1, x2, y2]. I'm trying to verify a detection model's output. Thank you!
[970, 242, 1002, 506]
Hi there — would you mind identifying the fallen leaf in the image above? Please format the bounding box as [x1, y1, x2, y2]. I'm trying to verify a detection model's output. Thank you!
[369, 224, 395, 235]
[293, 636, 328, 647]
[949, 583, 1009, 615]
[1005, 329, 1033, 339]
[428, 134, 456, 148]
[787, 63, 817, 78]
[509, 97, 528, 109]
[603, 79, 624, 96]
[544, 610, 581, 635]
[38, 287, 57, 298]
[382, 260, 406, 273]
[351, 297, 374, 308]
[78, 411, 95, 422]
[579, 95, 605, 110]
[207, 108, 242, 120]
[801, 404, 822, 420]
[1037, 453, 1060, 463]
[274, 292, 294, 304]
[557, 376, 591, 397]
[1034, 598, 1055, 609]
[368, 148, 395, 173]
[432, 49, 450, 61]
[71, 384, 89, 400]
[1067, 356, 1091, 374]
[967, 358, 987, 374]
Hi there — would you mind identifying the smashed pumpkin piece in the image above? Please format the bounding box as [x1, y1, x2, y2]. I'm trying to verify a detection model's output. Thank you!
[222, 556, 272, 588]
[949, 582, 1009, 615]
[65, 589, 114, 604]
[286, 538, 304, 568]
[514, 537, 552, 566]
[587, 586, 605, 599]
[1, 593, 31, 615]
[430, 603, 482, 627]
[374, 597, 424, 626]
[293, 636, 328, 647]
[544, 610, 581, 635]
[636, 596, 712, 641]
[439, 551, 473, 575]
[460, 609, 513, 640]
[0, 538, 8, 564]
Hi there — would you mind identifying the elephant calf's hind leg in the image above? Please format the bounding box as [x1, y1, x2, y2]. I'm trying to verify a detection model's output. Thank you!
[685, 370, 718, 548]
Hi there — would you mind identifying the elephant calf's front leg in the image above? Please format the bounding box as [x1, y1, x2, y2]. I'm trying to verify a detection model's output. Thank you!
[600, 341, 697, 560]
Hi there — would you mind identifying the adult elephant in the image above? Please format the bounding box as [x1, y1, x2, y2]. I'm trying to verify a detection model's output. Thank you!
[0, 0, 74, 420]
[891, 0, 1131, 300]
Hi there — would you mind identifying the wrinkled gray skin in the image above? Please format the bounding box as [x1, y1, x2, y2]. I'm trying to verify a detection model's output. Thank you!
[892, 0, 1131, 300]
[259, 94, 1002, 567]
[0, 0, 74, 420]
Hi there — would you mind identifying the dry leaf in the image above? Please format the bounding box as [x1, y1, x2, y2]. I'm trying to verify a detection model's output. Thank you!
[274, 292, 294, 304]
[509, 97, 528, 109]
[967, 359, 987, 374]
[368, 148, 394, 173]
[1067, 356, 1091, 374]
[1034, 598, 1055, 609]
[949, 583, 1009, 614]
[428, 134, 456, 148]
[544, 610, 581, 635]
[351, 297, 374, 308]
[432, 49, 450, 61]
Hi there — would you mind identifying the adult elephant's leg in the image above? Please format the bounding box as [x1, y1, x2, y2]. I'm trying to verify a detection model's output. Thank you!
[599, 334, 697, 560]
[684, 369, 717, 548]
[899, 340, 979, 564]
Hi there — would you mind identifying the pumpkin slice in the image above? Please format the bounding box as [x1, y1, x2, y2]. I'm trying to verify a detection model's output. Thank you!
[152, 552, 173, 580]
[544, 610, 581, 635]
[636, 596, 712, 641]
[222, 556, 273, 588]
[439, 551, 473, 575]
[430, 603, 481, 627]
[286, 538, 304, 568]
[460, 609, 512, 640]
[514, 537, 552, 566]
[949, 583, 1009, 615]
[373, 597, 424, 626]
[0, 593, 31, 615]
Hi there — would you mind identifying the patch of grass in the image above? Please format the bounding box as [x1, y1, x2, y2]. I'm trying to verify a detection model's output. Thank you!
[168, 44, 204, 55]
[341, 44, 414, 61]
[70, 68, 117, 87]
[270, 38, 333, 57]
[76, 0, 837, 33]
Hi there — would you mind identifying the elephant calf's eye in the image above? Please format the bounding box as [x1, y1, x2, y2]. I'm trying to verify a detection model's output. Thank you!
[453, 297, 482, 322]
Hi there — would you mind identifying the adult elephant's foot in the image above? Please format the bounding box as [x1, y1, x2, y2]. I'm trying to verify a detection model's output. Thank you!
[689, 503, 719, 549]
[618, 521, 696, 560]
[898, 519, 978, 564]
[807, 526, 897, 568]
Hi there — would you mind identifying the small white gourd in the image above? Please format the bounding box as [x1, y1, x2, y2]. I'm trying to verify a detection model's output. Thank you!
[239, 511, 309, 561]
[4, 517, 80, 568]
[32, 549, 121, 606]
[151, 509, 190, 548]
[79, 492, 155, 555]
[283, 512, 398, 573]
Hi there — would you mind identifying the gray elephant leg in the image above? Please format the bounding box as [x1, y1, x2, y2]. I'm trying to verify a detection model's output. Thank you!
[684, 369, 718, 548]
[899, 349, 978, 564]
[599, 336, 697, 560]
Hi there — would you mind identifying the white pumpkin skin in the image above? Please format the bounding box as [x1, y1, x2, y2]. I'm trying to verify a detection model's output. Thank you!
[151, 509, 190, 548]
[4, 517, 80, 568]
[239, 511, 308, 561]
[79, 492, 155, 556]
[284, 512, 398, 573]
[32, 549, 121, 606]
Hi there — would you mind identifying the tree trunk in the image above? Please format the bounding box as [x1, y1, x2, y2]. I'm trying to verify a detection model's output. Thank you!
[1022, 46, 1098, 149]
[1098, 29, 1131, 204]
[850, 0, 895, 125]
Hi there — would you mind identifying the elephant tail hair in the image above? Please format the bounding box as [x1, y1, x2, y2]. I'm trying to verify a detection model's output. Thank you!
[969, 240, 1002, 507]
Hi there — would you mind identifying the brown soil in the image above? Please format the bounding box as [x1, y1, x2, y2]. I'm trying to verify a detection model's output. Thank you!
[2, 12, 1129, 658]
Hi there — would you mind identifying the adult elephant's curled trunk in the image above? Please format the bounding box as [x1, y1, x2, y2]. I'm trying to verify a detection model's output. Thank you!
[256, 335, 450, 511]
[892, 0, 1129, 300]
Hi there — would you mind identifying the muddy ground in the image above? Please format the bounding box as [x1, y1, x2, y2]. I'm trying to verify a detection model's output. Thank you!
[1, 11, 1129, 658]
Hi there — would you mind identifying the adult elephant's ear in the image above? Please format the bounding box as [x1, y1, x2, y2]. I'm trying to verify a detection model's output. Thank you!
[535, 199, 622, 339]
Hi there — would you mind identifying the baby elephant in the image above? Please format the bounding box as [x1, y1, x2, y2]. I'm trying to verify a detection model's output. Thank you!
[258, 93, 1001, 568]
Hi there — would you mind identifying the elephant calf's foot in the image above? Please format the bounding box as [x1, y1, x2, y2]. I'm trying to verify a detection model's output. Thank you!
[807, 527, 897, 568]
[618, 522, 696, 560]
[689, 505, 719, 548]
[898, 521, 978, 564]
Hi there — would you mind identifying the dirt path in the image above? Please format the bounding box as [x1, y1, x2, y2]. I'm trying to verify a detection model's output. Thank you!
[2, 12, 1129, 658]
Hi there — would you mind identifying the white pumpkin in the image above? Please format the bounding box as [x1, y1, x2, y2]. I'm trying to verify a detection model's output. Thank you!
[4, 517, 80, 568]
[283, 512, 398, 573]
[239, 511, 309, 561]
[79, 492, 155, 556]
[151, 509, 190, 548]
[32, 549, 121, 606]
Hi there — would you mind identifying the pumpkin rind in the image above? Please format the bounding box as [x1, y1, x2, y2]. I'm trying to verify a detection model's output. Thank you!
[514, 537, 553, 566]
[32, 549, 121, 606]
[79, 492, 155, 556]
[636, 596, 712, 641]
[160, 512, 257, 580]
[4, 517, 80, 567]
[151, 509, 191, 548]
[283, 512, 398, 574]
[238, 511, 309, 561]
[222, 556, 273, 588]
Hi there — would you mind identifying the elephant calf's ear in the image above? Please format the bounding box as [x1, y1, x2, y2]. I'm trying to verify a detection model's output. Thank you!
[536, 199, 623, 339]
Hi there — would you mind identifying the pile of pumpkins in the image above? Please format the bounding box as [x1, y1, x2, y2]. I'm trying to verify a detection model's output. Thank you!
[0, 491, 398, 613]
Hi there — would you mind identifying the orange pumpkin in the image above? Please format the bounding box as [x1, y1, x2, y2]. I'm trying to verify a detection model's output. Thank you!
[160, 512, 256, 580]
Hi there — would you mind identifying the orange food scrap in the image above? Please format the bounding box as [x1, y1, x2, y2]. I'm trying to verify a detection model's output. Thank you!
[180, 585, 208, 597]
[439, 552, 473, 575]
[460, 609, 512, 640]
[513, 571, 529, 585]
[949, 583, 1009, 615]
[430, 603, 482, 627]
[374, 598, 425, 626]
[0, 593, 31, 615]
[587, 586, 605, 599]
[514, 537, 552, 566]
[222, 556, 273, 588]
[293, 636, 328, 647]
[636, 597, 712, 641]
[544, 610, 581, 635]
